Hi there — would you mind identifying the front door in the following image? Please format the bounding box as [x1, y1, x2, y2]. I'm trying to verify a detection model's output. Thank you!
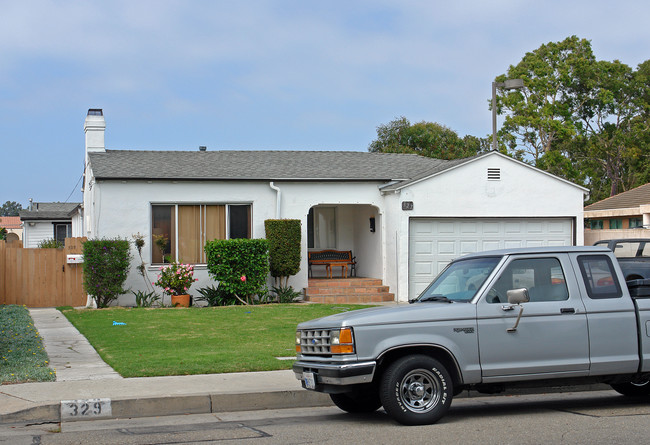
[476, 254, 590, 380]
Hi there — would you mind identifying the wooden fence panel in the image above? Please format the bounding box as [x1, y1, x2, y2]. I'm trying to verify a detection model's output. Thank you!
[0, 237, 87, 307]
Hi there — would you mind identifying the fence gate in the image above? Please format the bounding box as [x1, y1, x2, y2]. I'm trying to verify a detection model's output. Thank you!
[0, 237, 87, 307]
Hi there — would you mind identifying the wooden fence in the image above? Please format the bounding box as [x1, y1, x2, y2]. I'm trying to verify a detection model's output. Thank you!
[0, 237, 87, 307]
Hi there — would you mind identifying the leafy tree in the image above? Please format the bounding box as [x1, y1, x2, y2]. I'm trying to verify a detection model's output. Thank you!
[495, 35, 650, 201]
[368, 116, 487, 159]
[0, 201, 22, 216]
[0, 227, 6, 241]
[494, 35, 595, 162]
[571, 59, 650, 197]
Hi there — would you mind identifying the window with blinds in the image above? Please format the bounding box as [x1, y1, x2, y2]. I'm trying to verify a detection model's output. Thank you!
[151, 204, 251, 264]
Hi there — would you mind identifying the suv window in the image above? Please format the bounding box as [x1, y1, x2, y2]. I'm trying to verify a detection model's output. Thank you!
[487, 257, 568, 303]
[577, 255, 622, 299]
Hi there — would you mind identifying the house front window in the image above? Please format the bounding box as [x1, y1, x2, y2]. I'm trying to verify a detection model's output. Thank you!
[629, 217, 643, 229]
[307, 207, 337, 249]
[609, 219, 622, 229]
[151, 204, 251, 264]
[589, 220, 604, 230]
[54, 223, 72, 244]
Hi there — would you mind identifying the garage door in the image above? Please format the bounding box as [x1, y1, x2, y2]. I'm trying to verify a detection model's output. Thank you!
[408, 218, 574, 300]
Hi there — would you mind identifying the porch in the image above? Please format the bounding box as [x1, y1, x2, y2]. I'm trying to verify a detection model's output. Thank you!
[304, 277, 394, 304]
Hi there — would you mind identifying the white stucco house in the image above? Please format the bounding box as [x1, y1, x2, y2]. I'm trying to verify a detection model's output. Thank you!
[82, 109, 588, 304]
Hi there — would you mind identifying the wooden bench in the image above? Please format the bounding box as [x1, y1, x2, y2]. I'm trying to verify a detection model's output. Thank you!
[308, 250, 356, 278]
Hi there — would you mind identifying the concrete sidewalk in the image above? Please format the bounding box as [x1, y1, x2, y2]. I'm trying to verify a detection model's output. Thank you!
[0, 308, 330, 425]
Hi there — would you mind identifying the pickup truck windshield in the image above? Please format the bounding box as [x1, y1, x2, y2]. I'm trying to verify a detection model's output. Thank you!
[415, 256, 501, 303]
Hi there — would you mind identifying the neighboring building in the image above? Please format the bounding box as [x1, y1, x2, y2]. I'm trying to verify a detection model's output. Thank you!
[82, 109, 588, 304]
[0, 216, 22, 244]
[584, 183, 650, 245]
[19, 202, 82, 248]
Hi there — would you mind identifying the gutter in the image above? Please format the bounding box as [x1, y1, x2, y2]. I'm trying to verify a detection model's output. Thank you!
[269, 182, 281, 218]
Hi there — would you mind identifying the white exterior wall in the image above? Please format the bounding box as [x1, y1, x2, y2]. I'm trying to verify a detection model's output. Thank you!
[22, 221, 54, 248]
[264, 182, 387, 286]
[87, 179, 390, 305]
[384, 153, 587, 302]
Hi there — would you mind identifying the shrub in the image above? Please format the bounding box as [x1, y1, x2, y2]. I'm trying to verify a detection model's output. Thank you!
[270, 285, 303, 303]
[264, 219, 301, 287]
[195, 284, 238, 306]
[204, 238, 269, 305]
[132, 290, 160, 308]
[82, 238, 131, 308]
[0, 227, 6, 241]
[37, 238, 63, 248]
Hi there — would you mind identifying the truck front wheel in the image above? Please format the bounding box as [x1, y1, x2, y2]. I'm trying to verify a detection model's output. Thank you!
[611, 379, 650, 397]
[379, 355, 453, 425]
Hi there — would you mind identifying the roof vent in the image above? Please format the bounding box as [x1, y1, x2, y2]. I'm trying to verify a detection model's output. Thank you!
[199, 146, 207, 151]
[487, 168, 501, 181]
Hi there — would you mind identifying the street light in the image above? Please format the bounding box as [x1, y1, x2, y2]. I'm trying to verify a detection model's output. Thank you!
[492, 78, 524, 151]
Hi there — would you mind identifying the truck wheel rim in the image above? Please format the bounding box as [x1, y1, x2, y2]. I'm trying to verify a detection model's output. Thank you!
[399, 369, 440, 413]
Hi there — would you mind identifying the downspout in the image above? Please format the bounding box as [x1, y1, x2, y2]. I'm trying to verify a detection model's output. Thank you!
[269, 182, 281, 218]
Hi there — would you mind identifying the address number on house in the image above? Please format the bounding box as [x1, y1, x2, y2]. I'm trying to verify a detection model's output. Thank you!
[61, 398, 112, 419]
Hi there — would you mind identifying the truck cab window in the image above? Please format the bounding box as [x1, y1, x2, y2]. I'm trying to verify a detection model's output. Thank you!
[577, 255, 623, 299]
[487, 257, 568, 303]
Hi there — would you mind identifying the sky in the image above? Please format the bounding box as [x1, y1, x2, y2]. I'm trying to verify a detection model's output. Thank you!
[1, 0, 649, 208]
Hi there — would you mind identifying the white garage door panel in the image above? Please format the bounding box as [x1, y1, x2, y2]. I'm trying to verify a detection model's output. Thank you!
[408, 218, 573, 300]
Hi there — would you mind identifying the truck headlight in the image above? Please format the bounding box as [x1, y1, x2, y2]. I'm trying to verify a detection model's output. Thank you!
[330, 328, 354, 354]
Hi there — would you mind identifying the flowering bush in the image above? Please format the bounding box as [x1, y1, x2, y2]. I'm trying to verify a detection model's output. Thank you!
[204, 238, 269, 305]
[153, 262, 197, 296]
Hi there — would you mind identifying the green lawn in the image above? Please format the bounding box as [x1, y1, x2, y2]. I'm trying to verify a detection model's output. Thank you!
[61, 304, 371, 377]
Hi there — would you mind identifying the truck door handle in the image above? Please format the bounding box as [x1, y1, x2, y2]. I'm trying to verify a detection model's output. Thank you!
[560, 308, 575, 314]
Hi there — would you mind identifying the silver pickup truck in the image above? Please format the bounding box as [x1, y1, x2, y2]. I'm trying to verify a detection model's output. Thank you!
[293, 246, 650, 425]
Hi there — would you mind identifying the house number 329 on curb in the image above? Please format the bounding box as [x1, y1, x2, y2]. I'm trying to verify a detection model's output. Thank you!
[61, 398, 112, 419]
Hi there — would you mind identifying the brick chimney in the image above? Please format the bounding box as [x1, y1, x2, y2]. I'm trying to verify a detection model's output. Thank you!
[84, 108, 105, 153]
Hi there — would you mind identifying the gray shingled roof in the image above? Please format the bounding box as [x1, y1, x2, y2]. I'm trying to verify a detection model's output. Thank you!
[19, 202, 81, 221]
[88, 150, 475, 184]
[585, 183, 650, 211]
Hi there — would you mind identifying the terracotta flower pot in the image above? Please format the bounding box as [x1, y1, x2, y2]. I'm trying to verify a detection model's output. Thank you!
[171, 294, 190, 307]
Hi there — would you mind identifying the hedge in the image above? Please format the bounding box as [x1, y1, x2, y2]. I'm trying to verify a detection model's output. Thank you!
[82, 238, 131, 308]
[264, 219, 301, 286]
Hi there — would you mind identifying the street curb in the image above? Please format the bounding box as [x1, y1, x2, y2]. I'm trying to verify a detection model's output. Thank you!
[0, 384, 611, 426]
[0, 390, 333, 426]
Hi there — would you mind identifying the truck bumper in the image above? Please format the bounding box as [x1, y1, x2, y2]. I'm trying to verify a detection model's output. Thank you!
[293, 360, 376, 388]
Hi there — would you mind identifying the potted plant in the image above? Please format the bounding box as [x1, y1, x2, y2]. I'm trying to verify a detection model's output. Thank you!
[153, 262, 197, 307]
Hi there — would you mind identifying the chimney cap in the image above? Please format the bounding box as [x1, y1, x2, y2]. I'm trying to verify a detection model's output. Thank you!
[87, 109, 103, 116]
[199, 146, 207, 151]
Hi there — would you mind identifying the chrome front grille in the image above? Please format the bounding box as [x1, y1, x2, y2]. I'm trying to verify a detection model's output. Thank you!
[299, 329, 331, 355]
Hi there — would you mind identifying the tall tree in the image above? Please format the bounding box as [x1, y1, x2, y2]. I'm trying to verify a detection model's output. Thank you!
[572, 59, 650, 197]
[495, 35, 595, 163]
[0, 201, 22, 216]
[368, 116, 487, 160]
[495, 36, 650, 201]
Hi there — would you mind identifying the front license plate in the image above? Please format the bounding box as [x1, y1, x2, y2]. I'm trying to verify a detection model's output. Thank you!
[304, 371, 316, 389]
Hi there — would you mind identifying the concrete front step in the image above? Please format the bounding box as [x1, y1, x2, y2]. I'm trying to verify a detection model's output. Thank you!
[306, 294, 395, 304]
[304, 278, 395, 303]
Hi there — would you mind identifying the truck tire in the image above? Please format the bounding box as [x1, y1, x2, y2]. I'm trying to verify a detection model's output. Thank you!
[330, 389, 382, 413]
[611, 380, 650, 397]
[379, 355, 453, 425]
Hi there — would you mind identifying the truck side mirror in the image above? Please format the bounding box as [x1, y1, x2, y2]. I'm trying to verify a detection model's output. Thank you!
[505, 288, 529, 333]
[507, 288, 530, 305]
